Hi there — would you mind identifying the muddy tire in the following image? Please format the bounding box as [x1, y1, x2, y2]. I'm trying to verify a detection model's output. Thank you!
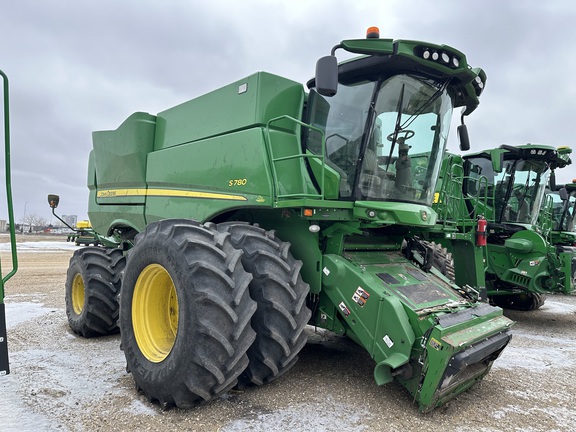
[65, 246, 126, 338]
[218, 222, 311, 387]
[491, 292, 546, 311]
[119, 219, 257, 408]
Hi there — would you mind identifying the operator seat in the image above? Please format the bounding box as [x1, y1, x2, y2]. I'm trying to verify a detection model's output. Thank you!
[359, 148, 381, 198]
[394, 142, 412, 195]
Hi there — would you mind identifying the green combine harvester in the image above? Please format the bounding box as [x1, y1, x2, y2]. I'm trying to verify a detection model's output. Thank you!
[52, 28, 514, 412]
[0, 68, 19, 375]
[434, 144, 575, 310]
[548, 179, 576, 248]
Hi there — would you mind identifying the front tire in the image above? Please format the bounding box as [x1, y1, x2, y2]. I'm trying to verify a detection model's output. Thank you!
[65, 247, 126, 337]
[120, 219, 257, 408]
[218, 222, 311, 387]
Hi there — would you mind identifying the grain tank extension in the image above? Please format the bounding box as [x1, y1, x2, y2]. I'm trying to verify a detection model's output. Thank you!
[62, 28, 513, 412]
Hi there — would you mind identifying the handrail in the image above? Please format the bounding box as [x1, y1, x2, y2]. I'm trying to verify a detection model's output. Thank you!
[0, 69, 18, 290]
[265, 115, 326, 200]
[435, 158, 489, 230]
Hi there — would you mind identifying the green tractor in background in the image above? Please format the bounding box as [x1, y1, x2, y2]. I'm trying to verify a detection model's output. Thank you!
[0, 68, 19, 375]
[51, 28, 514, 412]
[434, 144, 574, 311]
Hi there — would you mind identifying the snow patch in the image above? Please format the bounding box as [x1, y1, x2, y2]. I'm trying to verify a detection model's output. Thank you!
[124, 399, 158, 416]
[492, 405, 575, 425]
[492, 345, 574, 371]
[5, 301, 53, 329]
[0, 241, 79, 252]
[221, 400, 371, 432]
[540, 300, 576, 315]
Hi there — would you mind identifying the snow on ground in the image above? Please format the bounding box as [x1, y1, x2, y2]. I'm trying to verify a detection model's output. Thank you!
[539, 300, 576, 315]
[0, 241, 79, 252]
[5, 301, 54, 329]
[221, 398, 371, 432]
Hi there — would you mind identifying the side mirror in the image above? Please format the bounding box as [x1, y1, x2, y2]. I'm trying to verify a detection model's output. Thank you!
[46, 194, 76, 231]
[47, 194, 60, 209]
[457, 124, 470, 152]
[550, 170, 557, 191]
[315, 55, 338, 97]
[559, 187, 569, 201]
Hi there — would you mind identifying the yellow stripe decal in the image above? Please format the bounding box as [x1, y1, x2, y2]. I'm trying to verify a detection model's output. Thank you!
[97, 188, 248, 201]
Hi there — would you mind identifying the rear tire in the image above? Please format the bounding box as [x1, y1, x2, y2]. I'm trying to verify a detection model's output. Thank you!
[218, 222, 311, 387]
[65, 247, 125, 337]
[119, 219, 257, 408]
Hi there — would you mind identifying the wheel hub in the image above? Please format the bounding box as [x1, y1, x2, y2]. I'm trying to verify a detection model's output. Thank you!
[132, 264, 179, 363]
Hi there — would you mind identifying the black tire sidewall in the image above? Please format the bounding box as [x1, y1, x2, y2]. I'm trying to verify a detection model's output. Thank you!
[119, 220, 256, 406]
[65, 247, 124, 337]
[120, 239, 198, 390]
[65, 250, 88, 332]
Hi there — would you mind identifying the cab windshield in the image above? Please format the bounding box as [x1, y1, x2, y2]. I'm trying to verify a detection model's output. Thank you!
[306, 74, 454, 205]
[493, 159, 550, 225]
[551, 189, 576, 232]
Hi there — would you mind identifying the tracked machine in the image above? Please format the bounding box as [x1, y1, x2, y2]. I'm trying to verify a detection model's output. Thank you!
[53, 28, 514, 412]
[434, 144, 574, 310]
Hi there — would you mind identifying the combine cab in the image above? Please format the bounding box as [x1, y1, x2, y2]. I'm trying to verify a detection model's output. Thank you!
[0, 68, 19, 375]
[54, 28, 513, 412]
[548, 180, 576, 246]
[546, 179, 576, 288]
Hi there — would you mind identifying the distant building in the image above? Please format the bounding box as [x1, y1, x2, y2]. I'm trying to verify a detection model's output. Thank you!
[0, 220, 5, 232]
[62, 215, 78, 228]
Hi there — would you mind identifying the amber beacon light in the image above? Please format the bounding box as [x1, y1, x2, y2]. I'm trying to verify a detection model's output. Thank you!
[366, 26, 380, 38]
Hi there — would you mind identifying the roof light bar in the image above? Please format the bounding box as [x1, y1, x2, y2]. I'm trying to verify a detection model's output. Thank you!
[414, 46, 462, 71]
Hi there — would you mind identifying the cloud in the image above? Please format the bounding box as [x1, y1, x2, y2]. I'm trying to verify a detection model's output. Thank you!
[0, 0, 574, 225]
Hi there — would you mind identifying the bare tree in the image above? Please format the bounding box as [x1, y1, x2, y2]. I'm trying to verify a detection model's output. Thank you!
[21, 213, 49, 233]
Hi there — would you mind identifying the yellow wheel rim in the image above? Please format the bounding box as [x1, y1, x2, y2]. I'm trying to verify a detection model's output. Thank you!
[71, 273, 85, 315]
[132, 264, 179, 363]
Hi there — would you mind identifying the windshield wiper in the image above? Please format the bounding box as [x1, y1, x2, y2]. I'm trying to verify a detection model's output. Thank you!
[386, 83, 406, 171]
[385, 79, 451, 172]
[400, 79, 451, 130]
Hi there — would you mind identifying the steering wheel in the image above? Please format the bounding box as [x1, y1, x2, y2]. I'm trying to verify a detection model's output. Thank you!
[387, 129, 415, 142]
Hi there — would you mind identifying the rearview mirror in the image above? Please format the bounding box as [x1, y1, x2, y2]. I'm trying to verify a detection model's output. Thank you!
[550, 170, 557, 191]
[457, 124, 470, 152]
[559, 187, 569, 201]
[315, 55, 338, 97]
[47, 194, 60, 209]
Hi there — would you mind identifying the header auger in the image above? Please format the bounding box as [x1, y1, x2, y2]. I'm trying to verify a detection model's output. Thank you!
[53, 27, 513, 412]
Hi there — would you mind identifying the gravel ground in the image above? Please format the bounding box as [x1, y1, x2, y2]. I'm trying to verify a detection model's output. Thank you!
[1, 234, 576, 432]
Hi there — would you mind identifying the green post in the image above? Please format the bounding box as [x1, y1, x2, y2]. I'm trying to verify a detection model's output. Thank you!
[0, 68, 18, 375]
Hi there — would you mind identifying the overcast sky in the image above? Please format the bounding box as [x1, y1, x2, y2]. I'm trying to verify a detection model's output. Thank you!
[0, 0, 575, 224]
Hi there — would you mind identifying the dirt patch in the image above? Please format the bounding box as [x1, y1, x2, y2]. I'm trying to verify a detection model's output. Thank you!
[2, 241, 576, 431]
